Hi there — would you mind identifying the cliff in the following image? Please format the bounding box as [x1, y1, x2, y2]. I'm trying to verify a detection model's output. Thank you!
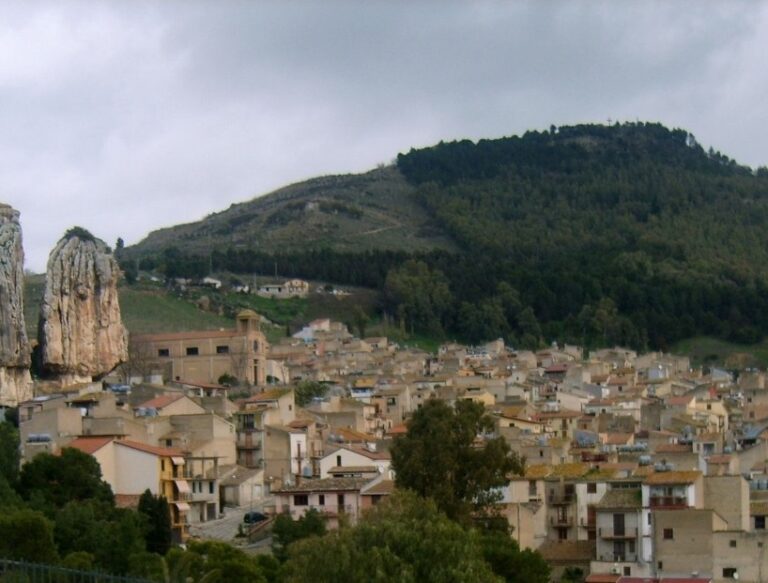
[38, 229, 128, 385]
[0, 204, 32, 404]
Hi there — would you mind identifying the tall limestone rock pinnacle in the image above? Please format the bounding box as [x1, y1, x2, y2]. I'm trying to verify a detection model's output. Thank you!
[38, 228, 128, 385]
[0, 204, 32, 404]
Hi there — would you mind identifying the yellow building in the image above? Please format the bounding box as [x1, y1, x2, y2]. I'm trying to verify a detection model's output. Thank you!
[133, 310, 268, 386]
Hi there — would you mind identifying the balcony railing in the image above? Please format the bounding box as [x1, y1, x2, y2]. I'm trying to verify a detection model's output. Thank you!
[549, 494, 575, 505]
[549, 515, 573, 526]
[598, 527, 638, 539]
[236, 435, 262, 449]
[598, 552, 638, 563]
[649, 496, 687, 509]
[298, 504, 355, 518]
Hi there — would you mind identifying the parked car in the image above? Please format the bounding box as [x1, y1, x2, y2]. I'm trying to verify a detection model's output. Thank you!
[243, 511, 267, 524]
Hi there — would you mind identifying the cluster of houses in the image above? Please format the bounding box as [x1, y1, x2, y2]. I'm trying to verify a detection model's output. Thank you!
[18, 311, 768, 582]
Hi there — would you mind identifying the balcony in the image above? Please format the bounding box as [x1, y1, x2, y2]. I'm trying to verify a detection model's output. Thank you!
[549, 494, 575, 505]
[649, 496, 687, 509]
[598, 527, 638, 539]
[236, 435, 262, 450]
[298, 505, 355, 518]
[598, 552, 638, 563]
[550, 515, 573, 526]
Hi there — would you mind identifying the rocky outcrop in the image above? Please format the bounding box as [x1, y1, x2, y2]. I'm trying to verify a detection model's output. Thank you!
[0, 204, 32, 405]
[38, 228, 128, 385]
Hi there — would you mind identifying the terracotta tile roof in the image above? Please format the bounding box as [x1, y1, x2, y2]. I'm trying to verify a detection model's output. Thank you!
[632, 466, 655, 477]
[596, 488, 641, 509]
[537, 540, 595, 562]
[331, 427, 372, 443]
[644, 470, 701, 485]
[274, 477, 372, 493]
[245, 389, 291, 402]
[361, 479, 395, 496]
[387, 424, 408, 436]
[67, 436, 113, 455]
[547, 463, 590, 480]
[586, 575, 621, 583]
[604, 432, 633, 445]
[536, 409, 582, 420]
[522, 464, 552, 480]
[666, 394, 694, 406]
[136, 394, 183, 410]
[116, 439, 184, 458]
[583, 467, 620, 481]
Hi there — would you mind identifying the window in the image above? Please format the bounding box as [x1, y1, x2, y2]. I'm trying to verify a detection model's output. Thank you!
[319, 495, 325, 505]
[158, 348, 170, 357]
[657, 562, 663, 571]
[294, 495, 309, 506]
[209, 481, 214, 494]
[729, 539, 737, 548]
[648, 513, 652, 525]
[558, 528, 567, 540]
[253, 341, 259, 351]
[186, 346, 199, 356]
[528, 481, 537, 497]
[623, 567, 631, 576]
[757, 516, 766, 530]
[723, 568, 738, 579]
[337, 455, 342, 466]
[587, 483, 597, 494]
[216, 345, 229, 354]
[663, 528, 674, 540]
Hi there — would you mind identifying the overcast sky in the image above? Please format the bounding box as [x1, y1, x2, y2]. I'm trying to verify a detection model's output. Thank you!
[2, 1, 767, 272]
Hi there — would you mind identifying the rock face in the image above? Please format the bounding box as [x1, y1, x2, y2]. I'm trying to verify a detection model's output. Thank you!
[0, 204, 32, 404]
[38, 229, 128, 384]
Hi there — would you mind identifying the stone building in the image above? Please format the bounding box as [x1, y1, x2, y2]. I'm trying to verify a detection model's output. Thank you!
[132, 310, 267, 386]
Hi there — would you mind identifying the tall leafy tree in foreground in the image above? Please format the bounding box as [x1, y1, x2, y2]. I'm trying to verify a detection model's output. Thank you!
[138, 489, 173, 555]
[390, 399, 523, 523]
[282, 491, 500, 583]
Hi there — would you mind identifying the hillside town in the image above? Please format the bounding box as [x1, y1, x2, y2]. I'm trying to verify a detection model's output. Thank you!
[15, 301, 768, 583]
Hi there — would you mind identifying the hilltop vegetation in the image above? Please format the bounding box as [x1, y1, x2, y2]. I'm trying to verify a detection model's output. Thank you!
[125, 122, 768, 351]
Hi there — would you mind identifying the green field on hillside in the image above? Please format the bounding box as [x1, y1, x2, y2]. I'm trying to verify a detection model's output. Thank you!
[118, 287, 235, 334]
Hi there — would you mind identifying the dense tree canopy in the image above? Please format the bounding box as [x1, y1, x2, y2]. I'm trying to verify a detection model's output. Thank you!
[282, 491, 501, 583]
[390, 399, 523, 523]
[19, 448, 114, 513]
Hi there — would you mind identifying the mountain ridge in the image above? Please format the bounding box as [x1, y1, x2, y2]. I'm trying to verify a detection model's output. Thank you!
[124, 122, 768, 350]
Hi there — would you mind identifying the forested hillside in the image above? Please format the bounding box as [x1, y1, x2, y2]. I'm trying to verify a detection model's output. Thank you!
[126, 122, 768, 350]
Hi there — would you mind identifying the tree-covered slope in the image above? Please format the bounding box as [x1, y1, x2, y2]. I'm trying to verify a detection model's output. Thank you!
[127, 122, 768, 350]
[391, 122, 768, 347]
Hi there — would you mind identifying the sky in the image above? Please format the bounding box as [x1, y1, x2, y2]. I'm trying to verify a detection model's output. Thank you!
[2, 1, 768, 272]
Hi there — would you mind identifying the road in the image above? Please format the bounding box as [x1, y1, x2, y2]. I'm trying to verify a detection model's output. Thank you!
[189, 502, 272, 543]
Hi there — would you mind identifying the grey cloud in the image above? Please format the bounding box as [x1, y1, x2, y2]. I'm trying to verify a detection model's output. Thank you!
[0, 0, 766, 272]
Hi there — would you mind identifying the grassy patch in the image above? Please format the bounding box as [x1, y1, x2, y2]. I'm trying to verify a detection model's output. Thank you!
[118, 287, 234, 334]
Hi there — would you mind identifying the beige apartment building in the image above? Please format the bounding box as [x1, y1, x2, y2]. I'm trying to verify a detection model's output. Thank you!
[133, 310, 268, 386]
